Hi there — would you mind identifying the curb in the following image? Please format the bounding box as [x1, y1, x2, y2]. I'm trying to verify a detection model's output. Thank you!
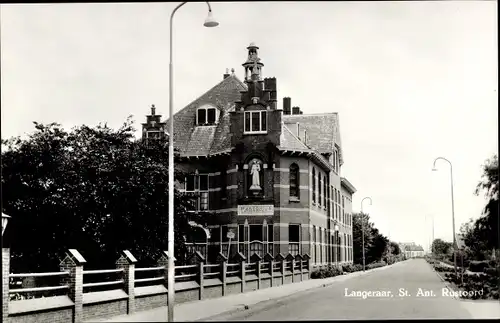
[196, 262, 404, 321]
[431, 265, 458, 300]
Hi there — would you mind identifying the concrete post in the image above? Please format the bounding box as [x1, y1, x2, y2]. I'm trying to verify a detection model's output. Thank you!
[302, 253, 311, 278]
[264, 253, 274, 287]
[234, 252, 246, 293]
[216, 252, 228, 296]
[116, 250, 137, 314]
[157, 250, 175, 306]
[186, 251, 205, 300]
[295, 254, 304, 281]
[59, 249, 86, 323]
[2, 248, 10, 323]
[275, 253, 286, 285]
[250, 253, 262, 289]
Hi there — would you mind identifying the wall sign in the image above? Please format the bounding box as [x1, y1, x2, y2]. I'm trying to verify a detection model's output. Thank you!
[237, 205, 274, 216]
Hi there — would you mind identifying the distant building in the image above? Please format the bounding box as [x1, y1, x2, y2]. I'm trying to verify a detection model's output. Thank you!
[143, 43, 356, 266]
[399, 242, 425, 258]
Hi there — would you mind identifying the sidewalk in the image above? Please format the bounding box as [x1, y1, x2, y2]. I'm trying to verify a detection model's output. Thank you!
[90, 262, 403, 322]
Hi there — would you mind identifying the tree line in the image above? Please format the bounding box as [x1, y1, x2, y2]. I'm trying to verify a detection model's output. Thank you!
[351, 212, 401, 265]
[1, 118, 206, 272]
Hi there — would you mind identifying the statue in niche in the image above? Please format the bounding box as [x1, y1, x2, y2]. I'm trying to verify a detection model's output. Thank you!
[248, 158, 262, 191]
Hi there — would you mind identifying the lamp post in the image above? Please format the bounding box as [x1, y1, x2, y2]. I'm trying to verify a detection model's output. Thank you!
[432, 157, 457, 276]
[360, 197, 372, 271]
[168, 3, 218, 321]
[2, 213, 10, 236]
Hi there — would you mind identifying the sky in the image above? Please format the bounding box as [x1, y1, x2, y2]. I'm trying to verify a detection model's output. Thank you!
[1, 1, 497, 252]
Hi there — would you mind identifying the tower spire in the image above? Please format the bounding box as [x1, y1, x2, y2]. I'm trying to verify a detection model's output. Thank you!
[242, 42, 264, 82]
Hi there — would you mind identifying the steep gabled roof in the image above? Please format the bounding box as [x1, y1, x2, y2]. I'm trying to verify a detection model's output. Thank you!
[282, 113, 343, 164]
[166, 74, 247, 156]
[280, 124, 310, 150]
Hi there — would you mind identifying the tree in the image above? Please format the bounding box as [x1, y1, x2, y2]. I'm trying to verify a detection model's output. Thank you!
[352, 212, 374, 264]
[367, 228, 389, 264]
[390, 241, 401, 255]
[431, 238, 453, 257]
[473, 154, 499, 252]
[1, 118, 204, 272]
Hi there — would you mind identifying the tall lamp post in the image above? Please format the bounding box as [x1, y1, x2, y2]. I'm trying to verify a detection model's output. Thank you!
[361, 197, 372, 271]
[168, 3, 218, 321]
[2, 213, 10, 236]
[432, 157, 457, 276]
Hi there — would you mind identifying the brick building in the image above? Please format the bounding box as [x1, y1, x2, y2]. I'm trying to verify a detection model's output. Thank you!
[142, 43, 356, 266]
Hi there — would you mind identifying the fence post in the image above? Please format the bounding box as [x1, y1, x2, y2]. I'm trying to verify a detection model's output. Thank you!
[302, 253, 311, 279]
[116, 250, 137, 314]
[216, 252, 228, 296]
[275, 253, 285, 285]
[2, 248, 10, 323]
[187, 251, 205, 300]
[60, 249, 86, 323]
[234, 252, 246, 293]
[157, 250, 175, 306]
[286, 254, 295, 283]
[250, 253, 262, 289]
[295, 254, 304, 281]
[264, 253, 274, 288]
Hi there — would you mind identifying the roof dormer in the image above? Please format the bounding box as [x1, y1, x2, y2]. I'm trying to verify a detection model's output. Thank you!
[196, 104, 220, 126]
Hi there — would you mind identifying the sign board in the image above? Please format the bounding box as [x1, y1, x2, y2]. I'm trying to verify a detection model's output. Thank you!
[227, 231, 235, 239]
[237, 205, 274, 216]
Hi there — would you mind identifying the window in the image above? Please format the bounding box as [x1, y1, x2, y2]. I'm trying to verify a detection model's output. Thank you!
[244, 111, 267, 133]
[197, 106, 218, 125]
[146, 130, 161, 139]
[288, 224, 300, 256]
[312, 168, 316, 203]
[239, 225, 245, 242]
[185, 174, 197, 192]
[319, 228, 323, 263]
[323, 175, 327, 208]
[318, 174, 322, 207]
[289, 164, 299, 198]
[342, 195, 345, 208]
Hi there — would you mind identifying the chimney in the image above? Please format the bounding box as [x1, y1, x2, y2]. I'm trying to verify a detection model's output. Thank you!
[151, 104, 156, 115]
[223, 68, 230, 79]
[292, 106, 300, 115]
[283, 97, 291, 115]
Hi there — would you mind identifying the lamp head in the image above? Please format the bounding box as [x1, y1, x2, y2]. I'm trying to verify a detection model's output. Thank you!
[432, 168, 437, 172]
[334, 224, 339, 231]
[203, 11, 219, 27]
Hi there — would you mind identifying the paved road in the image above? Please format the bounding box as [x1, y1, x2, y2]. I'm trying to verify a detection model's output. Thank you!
[205, 259, 473, 320]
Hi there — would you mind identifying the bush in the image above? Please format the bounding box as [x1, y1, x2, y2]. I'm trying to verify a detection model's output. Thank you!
[352, 264, 363, 272]
[434, 264, 454, 272]
[469, 260, 490, 273]
[366, 261, 386, 270]
[311, 265, 343, 279]
[342, 263, 355, 273]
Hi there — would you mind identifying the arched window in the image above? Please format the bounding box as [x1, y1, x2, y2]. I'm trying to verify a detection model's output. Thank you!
[289, 164, 299, 199]
[312, 168, 316, 203]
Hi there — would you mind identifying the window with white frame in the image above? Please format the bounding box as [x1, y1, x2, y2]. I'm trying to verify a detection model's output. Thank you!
[244, 110, 267, 133]
[288, 224, 300, 256]
[184, 173, 209, 211]
[197, 106, 218, 126]
[289, 164, 299, 199]
[312, 168, 316, 204]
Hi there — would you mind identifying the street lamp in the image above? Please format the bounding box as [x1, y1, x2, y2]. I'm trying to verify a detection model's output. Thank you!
[2, 213, 11, 236]
[361, 197, 372, 271]
[168, 2, 218, 321]
[432, 157, 457, 276]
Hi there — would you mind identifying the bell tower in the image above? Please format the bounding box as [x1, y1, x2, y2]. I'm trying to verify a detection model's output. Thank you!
[242, 42, 264, 82]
